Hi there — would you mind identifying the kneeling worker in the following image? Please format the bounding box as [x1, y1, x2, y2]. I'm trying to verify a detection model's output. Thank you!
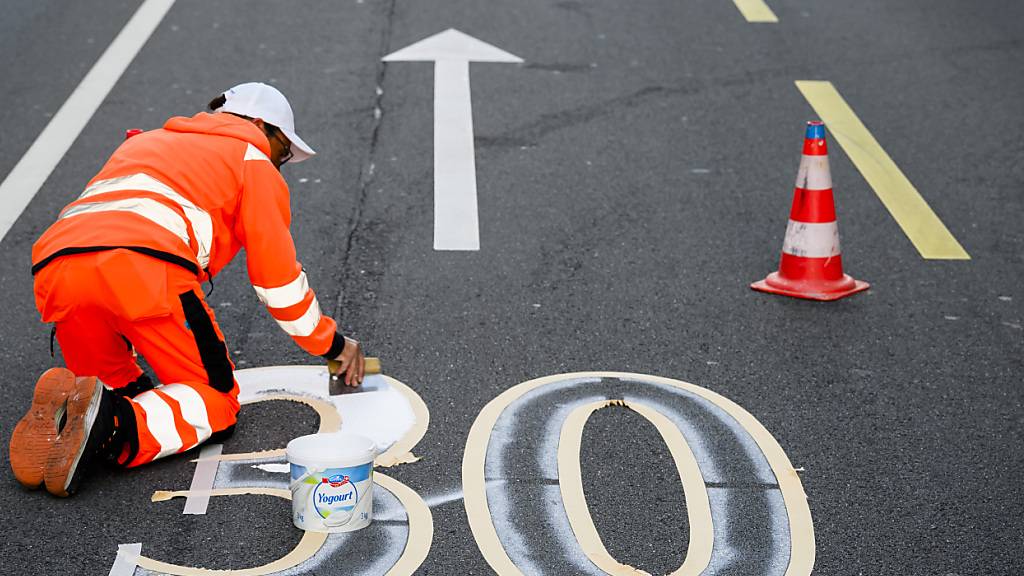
[9, 82, 364, 496]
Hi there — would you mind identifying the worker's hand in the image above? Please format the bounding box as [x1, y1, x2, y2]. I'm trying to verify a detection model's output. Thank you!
[331, 336, 365, 387]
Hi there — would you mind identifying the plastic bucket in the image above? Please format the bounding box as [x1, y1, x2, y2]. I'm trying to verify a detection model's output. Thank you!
[286, 432, 376, 532]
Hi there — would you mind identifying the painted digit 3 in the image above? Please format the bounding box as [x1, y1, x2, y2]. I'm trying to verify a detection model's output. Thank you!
[462, 372, 815, 576]
[110, 366, 432, 576]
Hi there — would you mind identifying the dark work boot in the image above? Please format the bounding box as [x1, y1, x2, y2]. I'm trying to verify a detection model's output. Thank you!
[112, 374, 155, 399]
[42, 378, 131, 497]
[9, 368, 78, 489]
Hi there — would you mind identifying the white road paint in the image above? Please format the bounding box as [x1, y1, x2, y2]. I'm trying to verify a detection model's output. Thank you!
[383, 29, 522, 251]
[631, 389, 777, 484]
[253, 463, 291, 474]
[375, 488, 465, 522]
[537, 398, 611, 576]
[235, 368, 417, 454]
[0, 0, 175, 244]
[485, 377, 600, 479]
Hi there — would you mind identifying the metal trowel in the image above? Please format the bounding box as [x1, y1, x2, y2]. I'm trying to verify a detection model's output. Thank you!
[328, 356, 382, 395]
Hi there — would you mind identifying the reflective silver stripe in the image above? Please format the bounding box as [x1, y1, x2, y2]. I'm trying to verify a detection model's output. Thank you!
[276, 296, 323, 338]
[133, 389, 184, 459]
[254, 271, 310, 309]
[75, 173, 212, 268]
[794, 154, 832, 191]
[244, 143, 270, 162]
[782, 220, 841, 258]
[61, 198, 191, 247]
[159, 384, 213, 446]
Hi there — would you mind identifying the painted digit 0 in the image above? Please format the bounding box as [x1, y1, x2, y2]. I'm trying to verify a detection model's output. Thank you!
[462, 372, 815, 575]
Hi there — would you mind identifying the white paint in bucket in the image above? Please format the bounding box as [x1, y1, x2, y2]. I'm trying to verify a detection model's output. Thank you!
[286, 432, 377, 532]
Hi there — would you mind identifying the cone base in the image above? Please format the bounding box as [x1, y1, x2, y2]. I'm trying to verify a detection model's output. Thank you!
[751, 272, 870, 301]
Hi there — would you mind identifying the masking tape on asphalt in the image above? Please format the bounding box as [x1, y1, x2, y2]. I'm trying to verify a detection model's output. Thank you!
[462, 372, 815, 576]
[375, 376, 430, 468]
[108, 543, 142, 576]
[203, 395, 341, 463]
[557, 400, 653, 576]
[152, 486, 292, 502]
[182, 443, 222, 515]
[556, 400, 714, 575]
[144, 475, 431, 575]
[377, 472, 434, 576]
[556, 400, 713, 575]
[626, 401, 714, 575]
[208, 376, 428, 466]
[143, 488, 326, 575]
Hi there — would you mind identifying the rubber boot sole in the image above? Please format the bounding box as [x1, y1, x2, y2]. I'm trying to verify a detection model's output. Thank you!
[43, 377, 103, 497]
[9, 368, 77, 489]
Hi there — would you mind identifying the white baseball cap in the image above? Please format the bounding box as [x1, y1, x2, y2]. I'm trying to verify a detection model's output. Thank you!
[216, 82, 316, 163]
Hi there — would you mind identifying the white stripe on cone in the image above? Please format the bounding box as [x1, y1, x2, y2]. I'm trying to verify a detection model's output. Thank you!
[782, 220, 840, 258]
[794, 154, 833, 191]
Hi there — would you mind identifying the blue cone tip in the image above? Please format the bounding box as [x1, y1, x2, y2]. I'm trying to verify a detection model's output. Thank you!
[805, 121, 826, 139]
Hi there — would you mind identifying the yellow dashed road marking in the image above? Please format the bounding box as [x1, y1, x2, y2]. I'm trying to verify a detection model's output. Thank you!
[796, 81, 970, 260]
[733, 0, 778, 23]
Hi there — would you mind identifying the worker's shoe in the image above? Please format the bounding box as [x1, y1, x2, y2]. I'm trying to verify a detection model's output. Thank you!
[43, 377, 127, 497]
[9, 368, 78, 489]
[112, 374, 154, 399]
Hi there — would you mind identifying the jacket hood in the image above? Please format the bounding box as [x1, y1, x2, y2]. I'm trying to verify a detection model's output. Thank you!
[163, 112, 272, 157]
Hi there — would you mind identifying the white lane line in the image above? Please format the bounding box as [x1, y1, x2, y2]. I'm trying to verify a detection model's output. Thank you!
[383, 29, 523, 251]
[182, 443, 222, 515]
[0, 0, 175, 244]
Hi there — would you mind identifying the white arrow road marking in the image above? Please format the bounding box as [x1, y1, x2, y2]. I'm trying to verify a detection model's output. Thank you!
[0, 0, 175, 244]
[383, 29, 522, 251]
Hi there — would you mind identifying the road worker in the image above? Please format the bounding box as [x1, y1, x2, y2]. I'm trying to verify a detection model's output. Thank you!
[9, 82, 365, 496]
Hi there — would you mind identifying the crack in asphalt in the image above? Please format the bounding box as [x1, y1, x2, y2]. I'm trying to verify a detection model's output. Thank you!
[331, 0, 397, 323]
[475, 84, 699, 150]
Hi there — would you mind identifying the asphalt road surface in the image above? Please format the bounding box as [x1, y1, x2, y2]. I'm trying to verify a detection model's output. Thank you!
[1, 0, 1022, 575]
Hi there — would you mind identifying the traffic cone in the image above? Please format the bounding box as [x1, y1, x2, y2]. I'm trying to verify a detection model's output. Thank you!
[751, 121, 869, 301]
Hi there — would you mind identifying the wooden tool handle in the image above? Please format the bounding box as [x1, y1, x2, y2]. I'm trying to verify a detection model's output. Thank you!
[328, 357, 382, 378]
[365, 357, 381, 374]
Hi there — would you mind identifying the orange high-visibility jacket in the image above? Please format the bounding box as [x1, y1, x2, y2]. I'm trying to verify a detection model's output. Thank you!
[32, 112, 344, 358]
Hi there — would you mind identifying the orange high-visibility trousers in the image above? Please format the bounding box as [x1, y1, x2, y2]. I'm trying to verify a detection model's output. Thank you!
[33, 249, 239, 467]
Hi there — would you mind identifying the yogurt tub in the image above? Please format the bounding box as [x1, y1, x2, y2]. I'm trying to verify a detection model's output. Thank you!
[286, 432, 377, 532]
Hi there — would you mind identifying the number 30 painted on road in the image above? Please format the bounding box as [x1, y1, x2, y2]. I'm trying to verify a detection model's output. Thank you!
[112, 369, 813, 575]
